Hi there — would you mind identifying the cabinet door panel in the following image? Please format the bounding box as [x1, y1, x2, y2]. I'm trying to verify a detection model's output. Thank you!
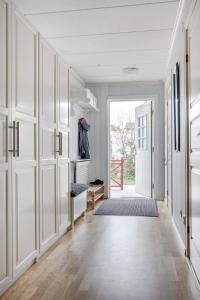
[15, 17, 35, 116]
[41, 45, 55, 123]
[0, 0, 7, 108]
[58, 63, 69, 127]
[41, 127, 55, 160]
[39, 39, 58, 252]
[0, 115, 7, 163]
[57, 59, 69, 235]
[13, 9, 38, 277]
[15, 168, 36, 264]
[61, 131, 68, 158]
[17, 120, 35, 161]
[59, 163, 68, 229]
[0, 0, 12, 292]
[0, 171, 8, 282]
[41, 165, 56, 243]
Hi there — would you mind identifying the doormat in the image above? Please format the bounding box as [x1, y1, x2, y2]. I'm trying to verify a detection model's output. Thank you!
[94, 198, 159, 217]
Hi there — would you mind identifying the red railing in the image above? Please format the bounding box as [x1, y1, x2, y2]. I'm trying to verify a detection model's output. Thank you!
[111, 158, 124, 190]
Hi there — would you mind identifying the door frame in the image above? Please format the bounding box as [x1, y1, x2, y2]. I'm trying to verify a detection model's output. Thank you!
[165, 76, 174, 216]
[186, 1, 200, 272]
[107, 97, 155, 199]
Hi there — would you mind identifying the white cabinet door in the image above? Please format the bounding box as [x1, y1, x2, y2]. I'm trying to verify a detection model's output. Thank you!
[39, 38, 58, 254]
[12, 9, 39, 277]
[135, 102, 152, 198]
[188, 1, 200, 282]
[57, 58, 70, 235]
[0, 0, 12, 292]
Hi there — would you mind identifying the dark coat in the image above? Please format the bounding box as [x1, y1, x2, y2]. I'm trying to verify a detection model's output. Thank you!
[78, 118, 90, 159]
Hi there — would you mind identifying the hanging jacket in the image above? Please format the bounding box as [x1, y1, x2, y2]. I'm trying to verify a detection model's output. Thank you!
[78, 118, 91, 159]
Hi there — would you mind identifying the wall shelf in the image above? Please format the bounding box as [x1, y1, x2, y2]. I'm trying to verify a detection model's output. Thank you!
[72, 87, 99, 112]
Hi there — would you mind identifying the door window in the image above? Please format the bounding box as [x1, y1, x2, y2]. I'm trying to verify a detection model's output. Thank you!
[138, 115, 147, 150]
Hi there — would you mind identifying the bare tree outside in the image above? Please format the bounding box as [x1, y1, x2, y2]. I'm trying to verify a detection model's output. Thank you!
[111, 109, 136, 185]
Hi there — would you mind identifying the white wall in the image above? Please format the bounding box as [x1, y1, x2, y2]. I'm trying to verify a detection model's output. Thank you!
[165, 0, 196, 244]
[69, 69, 87, 161]
[87, 81, 165, 200]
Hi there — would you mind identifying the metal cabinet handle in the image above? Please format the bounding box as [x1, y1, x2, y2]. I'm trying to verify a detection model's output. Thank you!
[60, 132, 63, 156]
[8, 121, 16, 157]
[56, 132, 62, 156]
[16, 122, 19, 157]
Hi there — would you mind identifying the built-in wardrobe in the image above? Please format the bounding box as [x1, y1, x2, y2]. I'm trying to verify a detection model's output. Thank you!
[0, 0, 70, 294]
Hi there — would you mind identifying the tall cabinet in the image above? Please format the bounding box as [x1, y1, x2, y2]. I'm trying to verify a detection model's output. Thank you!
[57, 57, 70, 236]
[0, 1, 70, 295]
[12, 7, 39, 278]
[0, 0, 12, 291]
[39, 37, 58, 254]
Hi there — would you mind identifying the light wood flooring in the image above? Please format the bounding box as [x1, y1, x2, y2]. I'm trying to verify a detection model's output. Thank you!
[1, 202, 200, 300]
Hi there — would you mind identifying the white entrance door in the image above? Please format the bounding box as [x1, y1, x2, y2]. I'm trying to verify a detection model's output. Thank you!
[188, 1, 200, 281]
[135, 102, 152, 198]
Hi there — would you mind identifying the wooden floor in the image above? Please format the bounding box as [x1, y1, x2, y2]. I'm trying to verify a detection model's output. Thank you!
[1, 202, 200, 300]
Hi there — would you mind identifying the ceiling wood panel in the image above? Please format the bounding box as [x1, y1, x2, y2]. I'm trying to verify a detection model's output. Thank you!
[26, 3, 178, 38]
[14, 0, 179, 15]
[48, 30, 172, 54]
[13, 0, 180, 82]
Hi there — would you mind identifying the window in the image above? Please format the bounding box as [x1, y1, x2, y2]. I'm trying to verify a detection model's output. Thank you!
[138, 115, 147, 150]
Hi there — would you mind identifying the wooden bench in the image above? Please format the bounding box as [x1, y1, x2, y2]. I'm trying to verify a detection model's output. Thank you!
[87, 184, 105, 210]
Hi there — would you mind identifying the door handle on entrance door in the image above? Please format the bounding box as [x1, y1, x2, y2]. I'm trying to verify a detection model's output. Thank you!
[8, 121, 16, 157]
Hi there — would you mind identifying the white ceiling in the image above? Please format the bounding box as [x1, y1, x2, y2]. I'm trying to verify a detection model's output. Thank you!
[13, 0, 180, 83]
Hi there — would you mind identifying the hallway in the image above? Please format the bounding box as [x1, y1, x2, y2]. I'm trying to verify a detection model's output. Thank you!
[1, 202, 200, 300]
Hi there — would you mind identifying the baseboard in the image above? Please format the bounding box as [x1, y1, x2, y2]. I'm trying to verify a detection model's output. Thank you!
[170, 216, 200, 290]
[186, 257, 200, 291]
[171, 216, 186, 254]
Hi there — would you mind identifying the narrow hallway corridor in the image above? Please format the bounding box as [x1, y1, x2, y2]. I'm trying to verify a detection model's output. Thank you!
[1, 202, 200, 300]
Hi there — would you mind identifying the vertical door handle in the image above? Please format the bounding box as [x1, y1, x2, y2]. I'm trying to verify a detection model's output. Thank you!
[16, 121, 19, 157]
[8, 121, 16, 157]
[56, 132, 62, 156]
[60, 132, 63, 156]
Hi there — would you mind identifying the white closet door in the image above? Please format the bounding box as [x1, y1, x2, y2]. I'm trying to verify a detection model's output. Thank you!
[0, 0, 12, 291]
[57, 58, 70, 235]
[39, 38, 58, 253]
[12, 9, 39, 277]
